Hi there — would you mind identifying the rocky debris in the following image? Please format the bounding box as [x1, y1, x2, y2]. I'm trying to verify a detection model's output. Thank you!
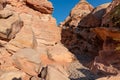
[67, 61, 98, 80]
[0, 0, 74, 80]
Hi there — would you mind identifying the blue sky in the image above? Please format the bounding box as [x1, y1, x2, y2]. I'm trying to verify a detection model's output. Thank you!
[50, 0, 112, 24]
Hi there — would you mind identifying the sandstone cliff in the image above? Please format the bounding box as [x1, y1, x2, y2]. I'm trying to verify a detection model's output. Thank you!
[1, 0, 120, 80]
[0, 0, 74, 80]
[61, 0, 120, 80]
[60, 0, 93, 28]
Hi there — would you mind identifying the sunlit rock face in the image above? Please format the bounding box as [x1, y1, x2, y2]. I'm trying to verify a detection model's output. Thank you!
[60, 0, 93, 28]
[0, 0, 74, 80]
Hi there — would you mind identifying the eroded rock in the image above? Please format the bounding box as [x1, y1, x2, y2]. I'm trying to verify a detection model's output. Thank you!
[12, 48, 41, 76]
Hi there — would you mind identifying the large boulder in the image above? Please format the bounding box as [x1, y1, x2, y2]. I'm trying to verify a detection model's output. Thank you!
[12, 48, 41, 76]
[45, 66, 70, 80]
[0, 11, 22, 40]
[25, 0, 53, 14]
[48, 43, 74, 63]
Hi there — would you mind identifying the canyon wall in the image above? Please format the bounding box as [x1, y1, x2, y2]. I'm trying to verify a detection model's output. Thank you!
[0, 0, 74, 80]
[61, 0, 120, 79]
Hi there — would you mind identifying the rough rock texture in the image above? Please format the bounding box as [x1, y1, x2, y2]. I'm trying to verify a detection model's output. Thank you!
[79, 3, 110, 27]
[61, 0, 104, 59]
[59, 0, 93, 28]
[25, 0, 53, 14]
[91, 28, 120, 76]
[90, 0, 120, 77]
[102, 0, 120, 27]
[0, 0, 6, 10]
[0, 71, 26, 80]
[1, 0, 120, 80]
[61, 0, 120, 80]
[0, 0, 74, 80]
[45, 66, 70, 80]
[97, 74, 120, 80]
[48, 43, 75, 63]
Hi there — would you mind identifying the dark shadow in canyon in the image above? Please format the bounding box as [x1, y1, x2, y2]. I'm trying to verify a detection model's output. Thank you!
[71, 69, 99, 80]
[12, 77, 22, 80]
[61, 27, 103, 80]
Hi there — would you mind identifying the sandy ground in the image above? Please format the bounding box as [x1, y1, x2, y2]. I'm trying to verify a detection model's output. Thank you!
[67, 53, 99, 80]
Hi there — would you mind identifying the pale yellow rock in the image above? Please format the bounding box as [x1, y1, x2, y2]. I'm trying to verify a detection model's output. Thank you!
[48, 43, 75, 63]
[46, 66, 70, 80]
[0, 71, 26, 80]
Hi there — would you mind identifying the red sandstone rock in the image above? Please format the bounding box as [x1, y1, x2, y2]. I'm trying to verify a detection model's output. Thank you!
[61, 0, 103, 58]
[60, 0, 93, 27]
[25, 0, 53, 14]
[102, 0, 120, 27]
[91, 27, 120, 75]
[79, 3, 110, 27]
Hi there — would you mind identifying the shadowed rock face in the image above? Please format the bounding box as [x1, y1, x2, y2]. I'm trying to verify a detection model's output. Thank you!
[79, 3, 110, 27]
[91, 0, 120, 77]
[102, 0, 120, 27]
[61, 0, 120, 79]
[61, 0, 106, 60]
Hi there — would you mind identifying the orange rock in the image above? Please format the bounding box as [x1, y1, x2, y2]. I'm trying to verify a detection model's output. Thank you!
[25, 0, 53, 14]
[102, 0, 120, 27]
[48, 43, 75, 63]
[92, 27, 120, 41]
[12, 48, 41, 76]
[60, 0, 93, 27]
[91, 29, 120, 75]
